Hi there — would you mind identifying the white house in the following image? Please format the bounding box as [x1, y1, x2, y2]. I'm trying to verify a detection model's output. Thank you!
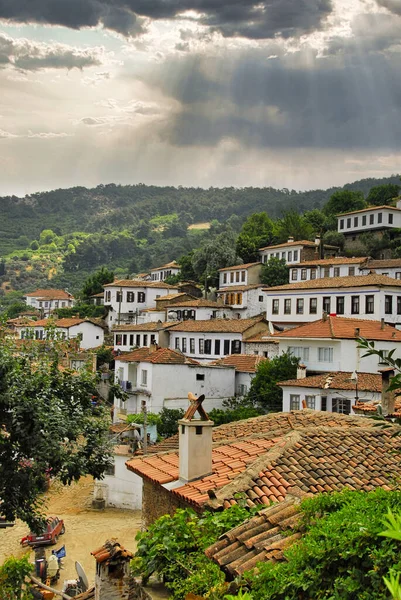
[243, 330, 279, 358]
[168, 317, 270, 361]
[289, 257, 368, 283]
[17, 317, 104, 349]
[337, 202, 401, 236]
[24, 288, 75, 317]
[259, 237, 338, 266]
[265, 274, 401, 326]
[103, 279, 178, 328]
[114, 346, 235, 417]
[218, 263, 262, 289]
[149, 261, 181, 282]
[211, 354, 267, 397]
[95, 444, 142, 510]
[112, 321, 176, 351]
[279, 371, 382, 414]
[275, 315, 401, 374]
[361, 258, 401, 280]
[166, 298, 233, 321]
[216, 284, 266, 319]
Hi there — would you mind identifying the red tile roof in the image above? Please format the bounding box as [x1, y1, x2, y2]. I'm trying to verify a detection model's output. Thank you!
[211, 354, 267, 373]
[168, 316, 266, 333]
[265, 273, 401, 291]
[166, 299, 227, 308]
[91, 539, 133, 564]
[24, 288, 74, 299]
[217, 284, 265, 292]
[112, 322, 176, 332]
[259, 240, 317, 251]
[365, 258, 401, 269]
[104, 279, 177, 289]
[219, 263, 261, 272]
[151, 261, 181, 271]
[337, 205, 401, 216]
[24, 317, 103, 329]
[117, 346, 199, 365]
[275, 316, 401, 341]
[291, 256, 368, 267]
[278, 371, 382, 392]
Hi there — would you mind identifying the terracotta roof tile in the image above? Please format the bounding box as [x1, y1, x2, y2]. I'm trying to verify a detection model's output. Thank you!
[219, 263, 261, 272]
[91, 539, 133, 564]
[24, 288, 74, 299]
[168, 316, 265, 333]
[104, 279, 177, 289]
[166, 299, 228, 308]
[117, 346, 199, 365]
[23, 317, 103, 329]
[337, 205, 401, 216]
[217, 284, 265, 292]
[278, 371, 381, 392]
[275, 316, 401, 341]
[112, 322, 176, 332]
[365, 258, 401, 269]
[265, 273, 401, 291]
[259, 240, 318, 251]
[151, 261, 181, 271]
[210, 354, 267, 372]
[291, 257, 368, 267]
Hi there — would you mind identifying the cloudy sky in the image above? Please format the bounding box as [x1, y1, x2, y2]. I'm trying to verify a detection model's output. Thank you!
[0, 0, 400, 196]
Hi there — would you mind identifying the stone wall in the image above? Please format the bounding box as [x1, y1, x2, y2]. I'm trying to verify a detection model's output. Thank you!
[142, 479, 201, 528]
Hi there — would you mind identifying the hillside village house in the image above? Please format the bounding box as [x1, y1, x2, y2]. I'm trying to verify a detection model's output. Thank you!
[168, 317, 270, 361]
[275, 315, 401, 374]
[24, 288, 75, 317]
[216, 284, 266, 319]
[112, 321, 177, 351]
[113, 346, 236, 417]
[218, 262, 262, 288]
[289, 256, 368, 283]
[17, 317, 105, 349]
[149, 260, 181, 281]
[103, 279, 178, 328]
[211, 354, 267, 397]
[166, 298, 233, 321]
[337, 201, 401, 248]
[243, 329, 279, 358]
[361, 258, 401, 279]
[258, 237, 338, 265]
[265, 274, 401, 327]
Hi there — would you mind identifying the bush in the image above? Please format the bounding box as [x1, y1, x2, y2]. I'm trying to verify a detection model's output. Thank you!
[158, 407, 185, 437]
[209, 397, 263, 426]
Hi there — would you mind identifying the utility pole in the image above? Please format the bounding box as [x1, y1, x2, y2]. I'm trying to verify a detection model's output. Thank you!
[141, 399, 148, 455]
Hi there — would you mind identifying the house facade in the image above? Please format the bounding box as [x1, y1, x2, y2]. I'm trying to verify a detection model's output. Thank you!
[149, 261, 181, 282]
[216, 285, 266, 319]
[265, 274, 401, 326]
[211, 354, 267, 397]
[103, 279, 178, 328]
[361, 258, 401, 279]
[24, 288, 75, 316]
[166, 299, 232, 321]
[258, 238, 338, 266]
[112, 322, 175, 351]
[337, 203, 401, 236]
[218, 263, 262, 288]
[289, 257, 367, 283]
[17, 317, 104, 349]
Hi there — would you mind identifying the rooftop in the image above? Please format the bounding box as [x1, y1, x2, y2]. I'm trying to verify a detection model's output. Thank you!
[337, 204, 401, 216]
[217, 284, 265, 292]
[23, 317, 103, 329]
[168, 316, 265, 334]
[24, 288, 74, 299]
[219, 262, 261, 272]
[211, 354, 267, 373]
[104, 279, 177, 289]
[259, 240, 317, 251]
[365, 258, 401, 269]
[278, 371, 382, 392]
[112, 321, 176, 332]
[91, 539, 133, 564]
[127, 411, 392, 510]
[116, 346, 199, 365]
[166, 299, 228, 309]
[275, 315, 401, 341]
[265, 273, 401, 292]
[150, 261, 181, 271]
[291, 256, 368, 267]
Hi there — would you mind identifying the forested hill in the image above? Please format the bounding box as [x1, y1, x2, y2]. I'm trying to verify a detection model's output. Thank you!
[1, 176, 400, 256]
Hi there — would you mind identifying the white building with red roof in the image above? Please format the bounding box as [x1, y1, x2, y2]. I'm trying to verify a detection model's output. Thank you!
[149, 260, 181, 282]
[218, 262, 262, 288]
[23, 288, 75, 316]
[258, 237, 338, 266]
[17, 317, 104, 349]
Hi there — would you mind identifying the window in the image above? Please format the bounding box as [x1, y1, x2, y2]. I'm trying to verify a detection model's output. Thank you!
[238, 384, 248, 396]
[347, 218, 351, 228]
[284, 299, 291, 314]
[292, 269, 298, 281]
[143, 334, 148, 346]
[385, 295, 393, 314]
[236, 271, 240, 282]
[241, 271, 246, 282]
[127, 291, 135, 302]
[196, 374, 205, 381]
[305, 395, 315, 409]
[123, 334, 127, 346]
[378, 213, 382, 224]
[223, 273, 227, 284]
[288, 347, 309, 361]
[136, 334, 141, 346]
[281, 252, 286, 259]
[288, 251, 293, 261]
[231, 340, 241, 354]
[398, 297, 401, 315]
[309, 298, 317, 314]
[351, 295, 360, 314]
[396, 272, 401, 280]
[105, 290, 111, 302]
[141, 370, 148, 386]
[116, 334, 122, 346]
[293, 250, 298, 261]
[362, 215, 367, 226]
[259, 295, 264, 302]
[321, 396, 327, 411]
[38, 301, 43, 308]
[175, 337, 180, 349]
[389, 213, 394, 224]
[366, 295, 374, 314]
[195, 426, 203, 435]
[379, 349, 390, 364]
[215, 339, 221, 354]
[150, 334, 155, 345]
[130, 334, 134, 346]
[230, 272, 234, 283]
[318, 347, 333, 362]
[301, 269, 307, 280]
[348, 267, 355, 276]
[182, 338, 187, 353]
[332, 398, 351, 415]
[116, 291, 122, 303]
[323, 296, 331, 313]
[296, 298, 304, 314]
[204, 339, 212, 354]
[224, 340, 230, 355]
[190, 338, 195, 353]
[333, 267, 340, 277]
[370, 214, 374, 225]
[199, 339, 204, 354]
[336, 296, 345, 315]
[137, 292, 145, 303]
[354, 216, 358, 227]
[236, 293, 243, 305]
[324, 267, 330, 278]
[272, 299, 279, 315]
[340, 219, 344, 229]
[290, 395, 300, 410]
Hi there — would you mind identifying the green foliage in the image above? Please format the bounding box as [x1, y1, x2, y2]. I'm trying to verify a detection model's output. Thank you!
[192, 229, 240, 289]
[81, 267, 114, 300]
[236, 213, 275, 263]
[324, 189, 366, 215]
[157, 407, 185, 437]
[0, 332, 113, 530]
[247, 353, 299, 412]
[96, 345, 114, 367]
[274, 211, 314, 242]
[39, 229, 56, 245]
[132, 504, 256, 599]
[358, 338, 401, 393]
[367, 184, 400, 206]
[380, 510, 401, 599]
[0, 555, 33, 600]
[3, 301, 29, 319]
[260, 257, 289, 287]
[178, 251, 197, 282]
[246, 488, 401, 600]
[322, 230, 346, 249]
[209, 397, 263, 426]
[126, 412, 162, 427]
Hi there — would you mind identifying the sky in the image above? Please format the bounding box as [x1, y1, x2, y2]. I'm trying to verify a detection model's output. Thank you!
[0, 0, 400, 196]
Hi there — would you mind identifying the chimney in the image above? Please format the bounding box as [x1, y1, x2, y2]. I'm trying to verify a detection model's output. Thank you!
[91, 539, 134, 600]
[287, 236, 294, 243]
[297, 364, 307, 379]
[178, 393, 214, 482]
[381, 318, 385, 330]
[315, 235, 321, 246]
[379, 368, 395, 416]
[149, 343, 159, 354]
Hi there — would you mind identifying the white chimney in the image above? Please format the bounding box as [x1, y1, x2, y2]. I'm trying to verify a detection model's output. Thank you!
[297, 364, 307, 379]
[179, 393, 214, 482]
[288, 236, 294, 243]
[315, 235, 321, 246]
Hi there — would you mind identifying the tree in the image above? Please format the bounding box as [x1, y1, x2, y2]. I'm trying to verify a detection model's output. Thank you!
[260, 257, 289, 287]
[247, 353, 299, 412]
[39, 229, 56, 246]
[274, 211, 314, 242]
[322, 230, 345, 250]
[324, 190, 366, 216]
[236, 213, 275, 263]
[192, 230, 239, 289]
[0, 332, 113, 530]
[0, 555, 33, 600]
[367, 184, 400, 206]
[158, 407, 185, 437]
[81, 267, 114, 300]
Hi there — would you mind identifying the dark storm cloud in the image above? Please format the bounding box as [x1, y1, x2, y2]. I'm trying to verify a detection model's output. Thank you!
[376, 0, 401, 16]
[0, 0, 333, 39]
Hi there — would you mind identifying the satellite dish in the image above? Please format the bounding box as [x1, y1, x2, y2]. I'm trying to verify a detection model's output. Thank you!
[75, 561, 89, 592]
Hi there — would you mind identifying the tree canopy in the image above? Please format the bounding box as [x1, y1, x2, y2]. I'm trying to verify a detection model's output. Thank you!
[247, 352, 299, 412]
[236, 213, 275, 263]
[324, 189, 366, 215]
[366, 183, 400, 206]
